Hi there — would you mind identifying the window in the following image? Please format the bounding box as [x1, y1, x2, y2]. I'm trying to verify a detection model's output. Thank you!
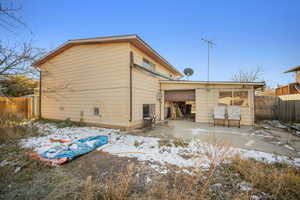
[94, 107, 100, 116]
[218, 91, 249, 106]
[143, 58, 155, 71]
[233, 91, 249, 106]
[218, 91, 233, 106]
[143, 104, 155, 118]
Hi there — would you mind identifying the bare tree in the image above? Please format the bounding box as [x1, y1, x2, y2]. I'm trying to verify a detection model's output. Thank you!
[231, 67, 264, 82]
[0, 42, 44, 77]
[0, 0, 32, 34]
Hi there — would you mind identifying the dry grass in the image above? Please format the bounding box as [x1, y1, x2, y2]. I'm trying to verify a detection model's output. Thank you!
[0, 112, 42, 145]
[230, 154, 300, 200]
[36, 117, 86, 128]
[158, 139, 172, 147]
[2, 116, 299, 200]
[172, 138, 190, 148]
[80, 136, 236, 200]
[134, 140, 143, 148]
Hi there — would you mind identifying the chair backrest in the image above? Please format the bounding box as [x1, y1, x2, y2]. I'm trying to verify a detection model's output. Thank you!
[213, 106, 226, 119]
[227, 106, 241, 120]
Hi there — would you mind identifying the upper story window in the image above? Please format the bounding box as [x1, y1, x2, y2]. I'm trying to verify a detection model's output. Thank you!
[143, 58, 155, 71]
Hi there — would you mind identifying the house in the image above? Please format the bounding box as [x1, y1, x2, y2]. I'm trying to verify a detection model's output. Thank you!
[32, 35, 264, 130]
[275, 65, 300, 97]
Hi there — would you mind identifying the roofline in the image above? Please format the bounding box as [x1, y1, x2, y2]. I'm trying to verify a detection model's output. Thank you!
[160, 80, 265, 87]
[133, 63, 173, 80]
[32, 34, 183, 77]
[284, 65, 300, 73]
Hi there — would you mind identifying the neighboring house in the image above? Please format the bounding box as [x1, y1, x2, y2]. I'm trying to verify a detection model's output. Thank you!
[275, 65, 300, 97]
[32, 35, 264, 130]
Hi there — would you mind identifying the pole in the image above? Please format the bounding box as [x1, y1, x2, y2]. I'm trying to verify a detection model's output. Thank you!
[207, 42, 210, 82]
[201, 39, 215, 82]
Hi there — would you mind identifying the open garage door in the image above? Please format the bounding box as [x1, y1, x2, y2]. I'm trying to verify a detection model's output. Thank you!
[165, 90, 195, 101]
[164, 90, 196, 121]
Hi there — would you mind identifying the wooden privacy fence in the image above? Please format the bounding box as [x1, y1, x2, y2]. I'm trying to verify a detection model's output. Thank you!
[255, 95, 300, 122]
[0, 97, 39, 119]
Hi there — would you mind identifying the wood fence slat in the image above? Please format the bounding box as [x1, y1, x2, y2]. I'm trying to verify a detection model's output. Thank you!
[0, 97, 34, 119]
[255, 95, 300, 122]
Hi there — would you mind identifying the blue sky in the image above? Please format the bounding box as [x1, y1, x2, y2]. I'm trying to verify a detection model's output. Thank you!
[2, 0, 299, 87]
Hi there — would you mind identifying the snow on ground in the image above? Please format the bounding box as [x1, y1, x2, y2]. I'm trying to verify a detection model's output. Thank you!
[21, 123, 119, 154]
[191, 128, 207, 135]
[21, 123, 300, 169]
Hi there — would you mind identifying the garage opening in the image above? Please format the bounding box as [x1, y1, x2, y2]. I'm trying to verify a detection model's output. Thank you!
[164, 90, 196, 121]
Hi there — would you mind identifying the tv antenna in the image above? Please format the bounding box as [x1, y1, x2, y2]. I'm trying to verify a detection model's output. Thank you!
[201, 38, 215, 82]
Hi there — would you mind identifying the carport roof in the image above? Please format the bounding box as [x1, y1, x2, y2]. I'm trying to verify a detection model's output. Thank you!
[160, 80, 265, 89]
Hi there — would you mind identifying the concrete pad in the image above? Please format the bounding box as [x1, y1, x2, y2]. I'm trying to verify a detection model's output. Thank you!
[142, 120, 300, 158]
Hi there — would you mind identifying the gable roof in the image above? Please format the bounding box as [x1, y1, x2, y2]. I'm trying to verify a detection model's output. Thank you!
[32, 34, 183, 77]
[284, 65, 300, 73]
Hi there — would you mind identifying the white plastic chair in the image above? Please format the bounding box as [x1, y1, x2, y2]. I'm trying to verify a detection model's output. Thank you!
[227, 106, 241, 128]
[213, 106, 226, 126]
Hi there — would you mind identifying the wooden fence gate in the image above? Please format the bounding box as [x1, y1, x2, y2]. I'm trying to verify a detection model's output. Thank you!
[0, 97, 33, 119]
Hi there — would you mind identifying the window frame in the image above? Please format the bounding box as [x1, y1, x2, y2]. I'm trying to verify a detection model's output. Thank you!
[218, 90, 249, 107]
[142, 58, 155, 72]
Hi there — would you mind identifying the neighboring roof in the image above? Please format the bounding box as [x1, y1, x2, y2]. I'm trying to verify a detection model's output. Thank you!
[284, 65, 300, 73]
[160, 80, 265, 89]
[32, 34, 183, 77]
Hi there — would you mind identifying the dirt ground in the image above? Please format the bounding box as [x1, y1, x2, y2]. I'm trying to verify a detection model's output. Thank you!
[126, 120, 300, 158]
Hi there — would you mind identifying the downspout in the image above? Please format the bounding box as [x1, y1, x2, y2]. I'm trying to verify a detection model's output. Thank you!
[129, 51, 133, 122]
[252, 85, 255, 127]
[159, 83, 162, 121]
[39, 70, 42, 119]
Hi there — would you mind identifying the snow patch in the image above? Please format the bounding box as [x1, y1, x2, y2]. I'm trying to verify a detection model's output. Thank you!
[191, 128, 208, 135]
[21, 123, 300, 169]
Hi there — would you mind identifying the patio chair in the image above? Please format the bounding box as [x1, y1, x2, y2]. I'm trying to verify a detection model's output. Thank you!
[213, 106, 226, 126]
[227, 106, 241, 128]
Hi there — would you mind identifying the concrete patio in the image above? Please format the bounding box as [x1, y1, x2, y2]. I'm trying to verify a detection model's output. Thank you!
[139, 120, 300, 158]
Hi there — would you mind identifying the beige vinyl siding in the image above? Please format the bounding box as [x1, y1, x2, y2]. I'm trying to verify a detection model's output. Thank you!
[40, 43, 130, 126]
[129, 44, 163, 126]
[130, 44, 178, 78]
[196, 88, 254, 125]
[131, 68, 160, 124]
